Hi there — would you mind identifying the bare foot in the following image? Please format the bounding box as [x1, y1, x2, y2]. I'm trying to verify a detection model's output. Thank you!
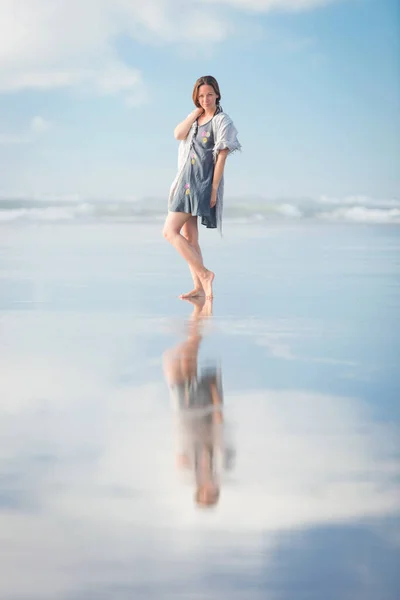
[179, 288, 205, 299]
[199, 270, 215, 299]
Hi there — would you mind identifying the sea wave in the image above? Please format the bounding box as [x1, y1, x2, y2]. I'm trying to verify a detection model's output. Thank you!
[318, 206, 400, 224]
[0, 201, 142, 223]
[0, 204, 91, 222]
[1, 196, 399, 225]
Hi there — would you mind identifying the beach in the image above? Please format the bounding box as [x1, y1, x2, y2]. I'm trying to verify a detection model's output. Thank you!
[0, 219, 399, 599]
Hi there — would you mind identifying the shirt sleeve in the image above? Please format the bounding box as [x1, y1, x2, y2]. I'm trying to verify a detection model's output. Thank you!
[213, 114, 242, 161]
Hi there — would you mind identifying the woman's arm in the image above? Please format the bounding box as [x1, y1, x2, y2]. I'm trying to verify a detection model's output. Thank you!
[174, 108, 204, 140]
[210, 149, 229, 207]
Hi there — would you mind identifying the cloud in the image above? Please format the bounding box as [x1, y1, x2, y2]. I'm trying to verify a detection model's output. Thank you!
[203, 0, 337, 11]
[0, 0, 146, 103]
[0, 0, 231, 101]
[0, 133, 30, 144]
[0, 115, 52, 145]
[30, 116, 52, 134]
[0, 0, 339, 99]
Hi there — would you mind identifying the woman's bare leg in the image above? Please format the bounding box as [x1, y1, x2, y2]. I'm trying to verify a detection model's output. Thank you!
[180, 217, 205, 298]
[163, 212, 214, 299]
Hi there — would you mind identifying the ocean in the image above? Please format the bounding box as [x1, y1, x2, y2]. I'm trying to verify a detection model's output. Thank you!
[0, 215, 399, 599]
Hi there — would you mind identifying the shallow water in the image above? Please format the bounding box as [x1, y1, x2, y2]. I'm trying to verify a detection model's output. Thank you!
[0, 221, 399, 599]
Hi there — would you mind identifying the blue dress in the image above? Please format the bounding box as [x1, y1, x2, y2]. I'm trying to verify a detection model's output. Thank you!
[169, 117, 217, 229]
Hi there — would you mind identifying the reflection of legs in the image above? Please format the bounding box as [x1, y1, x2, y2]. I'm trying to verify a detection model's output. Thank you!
[163, 333, 202, 388]
[180, 217, 205, 298]
[186, 296, 206, 320]
[163, 212, 214, 299]
[164, 331, 202, 469]
[182, 296, 214, 322]
[195, 372, 223, 506]
[210, 378, 223, 425]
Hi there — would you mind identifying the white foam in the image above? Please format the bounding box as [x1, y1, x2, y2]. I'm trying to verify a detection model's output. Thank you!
[275, 203, 303, 218]
[0, 204, 94, 222]
[319, 206, 400, 224]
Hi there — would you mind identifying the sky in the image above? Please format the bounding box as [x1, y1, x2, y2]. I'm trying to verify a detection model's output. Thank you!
[0, 0, 399, 202]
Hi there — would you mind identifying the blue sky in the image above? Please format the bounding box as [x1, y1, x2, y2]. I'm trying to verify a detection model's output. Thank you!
[0, 0, 399, 202]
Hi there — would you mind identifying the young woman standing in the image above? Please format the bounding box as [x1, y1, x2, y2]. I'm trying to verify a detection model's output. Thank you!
[163, 75, 241, 299]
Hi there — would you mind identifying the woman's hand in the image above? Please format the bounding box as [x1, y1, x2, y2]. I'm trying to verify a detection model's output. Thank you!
[174, 107, 204, 140]
[193, 106, 204, 118]
[210, 150, 228, 204]
[210, 188, 217, 208]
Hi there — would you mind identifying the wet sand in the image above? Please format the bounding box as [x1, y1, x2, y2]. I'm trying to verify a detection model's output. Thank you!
[0, 221, 399, 599]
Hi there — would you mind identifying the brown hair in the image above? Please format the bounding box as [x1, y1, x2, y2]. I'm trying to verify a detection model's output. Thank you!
[192, 75, 221, 108]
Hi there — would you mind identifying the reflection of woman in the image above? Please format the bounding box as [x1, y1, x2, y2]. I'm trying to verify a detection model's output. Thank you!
[163, 299, 234, 507]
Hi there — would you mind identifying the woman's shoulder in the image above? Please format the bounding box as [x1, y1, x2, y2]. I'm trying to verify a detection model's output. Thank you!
[214, 111, 233, 125]
[212, 112, 237, 138]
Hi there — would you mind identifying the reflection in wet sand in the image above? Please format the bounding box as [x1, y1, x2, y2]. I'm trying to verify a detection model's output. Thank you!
[163, 298, 234, 507]
[1, 222, 400, 598]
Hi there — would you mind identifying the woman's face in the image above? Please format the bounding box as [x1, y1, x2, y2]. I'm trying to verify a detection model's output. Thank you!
[197, 84, 218, 111]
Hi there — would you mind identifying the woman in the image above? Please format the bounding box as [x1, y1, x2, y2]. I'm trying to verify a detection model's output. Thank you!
[163, 75, 241, 300]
